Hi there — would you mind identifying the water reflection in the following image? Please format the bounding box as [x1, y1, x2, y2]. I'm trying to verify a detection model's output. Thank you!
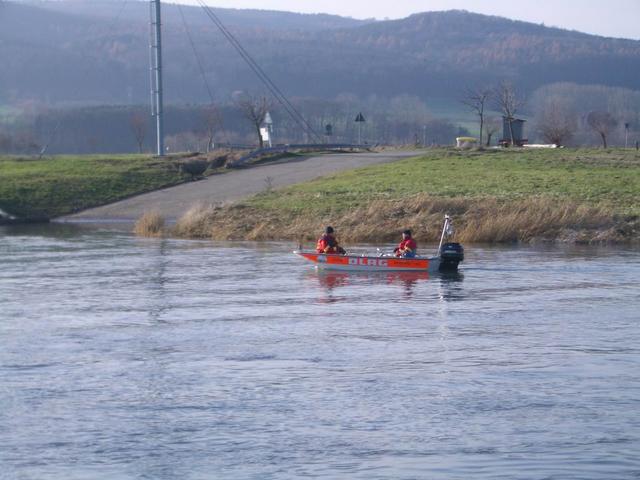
[437, 272, 465, 302]
[307, 269, 468, 303]
[309, 270, 433, 301]
[308, 271, 350, 303]
[146, 237, 170, 323]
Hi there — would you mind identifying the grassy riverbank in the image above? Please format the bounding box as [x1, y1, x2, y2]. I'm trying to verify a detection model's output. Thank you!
[0, 153, 235, 219]
[158, 148, 640, 244]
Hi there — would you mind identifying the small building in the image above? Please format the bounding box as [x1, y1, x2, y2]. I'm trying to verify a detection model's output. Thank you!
[500, 117, 527, 147]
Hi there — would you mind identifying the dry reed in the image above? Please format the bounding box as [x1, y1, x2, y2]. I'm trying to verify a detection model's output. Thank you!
[166, 194, 637, 245]
[172, 203, 219, 238]
[133, 211, 165, 237]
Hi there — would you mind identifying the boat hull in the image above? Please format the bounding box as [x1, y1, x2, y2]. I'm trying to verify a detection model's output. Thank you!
[294, 251, 441, 272]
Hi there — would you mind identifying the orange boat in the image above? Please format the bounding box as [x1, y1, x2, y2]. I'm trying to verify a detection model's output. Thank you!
[294, 251, 442, 272]
[295, 216, 464, 273]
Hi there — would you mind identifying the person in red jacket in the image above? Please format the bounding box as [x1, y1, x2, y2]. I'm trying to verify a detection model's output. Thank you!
[316, 226, 346, 254]
[394, 229, 417, 258]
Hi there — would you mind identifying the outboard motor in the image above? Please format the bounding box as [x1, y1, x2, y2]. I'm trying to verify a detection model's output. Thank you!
[436, 215, 464, 272]
[439, 242, 464, 272]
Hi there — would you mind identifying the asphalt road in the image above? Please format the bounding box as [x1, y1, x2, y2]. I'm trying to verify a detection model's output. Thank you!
[61, 150, 421, 222]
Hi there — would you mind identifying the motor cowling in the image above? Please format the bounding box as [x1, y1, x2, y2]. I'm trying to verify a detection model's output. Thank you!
[439, 242, 464, 272]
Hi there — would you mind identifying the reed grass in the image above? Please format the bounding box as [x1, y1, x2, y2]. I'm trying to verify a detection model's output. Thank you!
[171, 203, 220, 238]
[133, 211, 165, 237]
[165, 194, 635, 244]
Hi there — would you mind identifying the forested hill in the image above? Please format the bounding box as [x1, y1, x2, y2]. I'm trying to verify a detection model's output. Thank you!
[336, 11, 640, 67]
[2, 1, 640, 106]
[23, 0, 370, 31]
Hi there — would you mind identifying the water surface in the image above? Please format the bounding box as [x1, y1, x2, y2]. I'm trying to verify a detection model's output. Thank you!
[1, 225, 639, 479]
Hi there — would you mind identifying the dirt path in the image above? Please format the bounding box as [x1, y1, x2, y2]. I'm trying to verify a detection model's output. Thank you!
[61, 150, 420, 222]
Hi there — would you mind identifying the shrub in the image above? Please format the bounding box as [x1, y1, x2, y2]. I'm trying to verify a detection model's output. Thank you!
[180, 159, 209, 179]
[210, 154, 228, 168]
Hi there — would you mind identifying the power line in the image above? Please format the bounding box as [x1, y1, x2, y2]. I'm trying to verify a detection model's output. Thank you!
[177, 4, 231, 147]
[107, 0, 130, 35]
[194, 0, 322, 142]
[177, 4, 215, 104]
[114, 0, 129, 22]
[195, 0, 315, 139]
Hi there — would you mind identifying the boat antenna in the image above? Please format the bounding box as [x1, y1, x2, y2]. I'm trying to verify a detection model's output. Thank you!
[437, 215, 452, 254]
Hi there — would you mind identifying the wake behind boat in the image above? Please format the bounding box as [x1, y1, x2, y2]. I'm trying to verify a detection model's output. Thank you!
[294, 215, 464, 273]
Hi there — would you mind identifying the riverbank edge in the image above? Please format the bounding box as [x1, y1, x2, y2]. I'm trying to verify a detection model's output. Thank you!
[134, 194, 640, 245]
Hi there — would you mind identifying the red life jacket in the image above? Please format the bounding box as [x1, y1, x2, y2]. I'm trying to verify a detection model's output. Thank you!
[396, 238, 417, 256]
[316, 234, 339, 253]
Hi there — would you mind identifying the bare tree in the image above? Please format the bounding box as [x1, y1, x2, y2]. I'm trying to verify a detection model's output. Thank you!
[535, 97, 577, 146]
[130, 112, 148, 153]
[461, 87, 492, 146]
[201, 104, 222, 153]
[236, 94, 270, 148]
[587, 111, 618, 148]
[495, 82, 525, 146]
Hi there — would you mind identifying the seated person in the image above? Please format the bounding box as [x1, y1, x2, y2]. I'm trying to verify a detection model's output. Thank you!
[316, 226, 346, 254]
[394, 229, 417, 258]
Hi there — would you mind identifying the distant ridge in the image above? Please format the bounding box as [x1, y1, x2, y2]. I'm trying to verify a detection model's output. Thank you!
[1, 2, 639, 106]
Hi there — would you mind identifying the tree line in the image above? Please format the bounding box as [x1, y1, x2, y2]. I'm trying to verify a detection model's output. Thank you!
[2, 82, 639, 155]
[0, 95, 469, 155]
[461, 82, 640, 148]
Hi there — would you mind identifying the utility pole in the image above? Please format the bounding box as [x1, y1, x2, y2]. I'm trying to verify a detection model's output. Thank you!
[150, 0, 164, 156]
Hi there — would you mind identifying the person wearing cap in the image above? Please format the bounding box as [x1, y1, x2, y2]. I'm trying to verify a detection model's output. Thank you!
[316, 226, 346, 254]
[394, 229, 417, 258]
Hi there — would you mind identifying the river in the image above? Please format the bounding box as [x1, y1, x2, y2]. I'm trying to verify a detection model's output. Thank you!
[1, 224, 639, 479]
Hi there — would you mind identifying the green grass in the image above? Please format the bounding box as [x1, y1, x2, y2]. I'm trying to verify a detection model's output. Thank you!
[0, 154, 192, 218]
[247, 148, 640, 216]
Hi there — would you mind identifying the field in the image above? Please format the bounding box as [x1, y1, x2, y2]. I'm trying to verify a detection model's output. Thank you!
[0, 154, 199, 219]
[249, 148, 640, 214]
[165, 148, 640, 244]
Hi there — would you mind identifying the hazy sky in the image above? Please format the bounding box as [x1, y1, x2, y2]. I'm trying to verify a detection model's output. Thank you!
[180, 0, 640, 40]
